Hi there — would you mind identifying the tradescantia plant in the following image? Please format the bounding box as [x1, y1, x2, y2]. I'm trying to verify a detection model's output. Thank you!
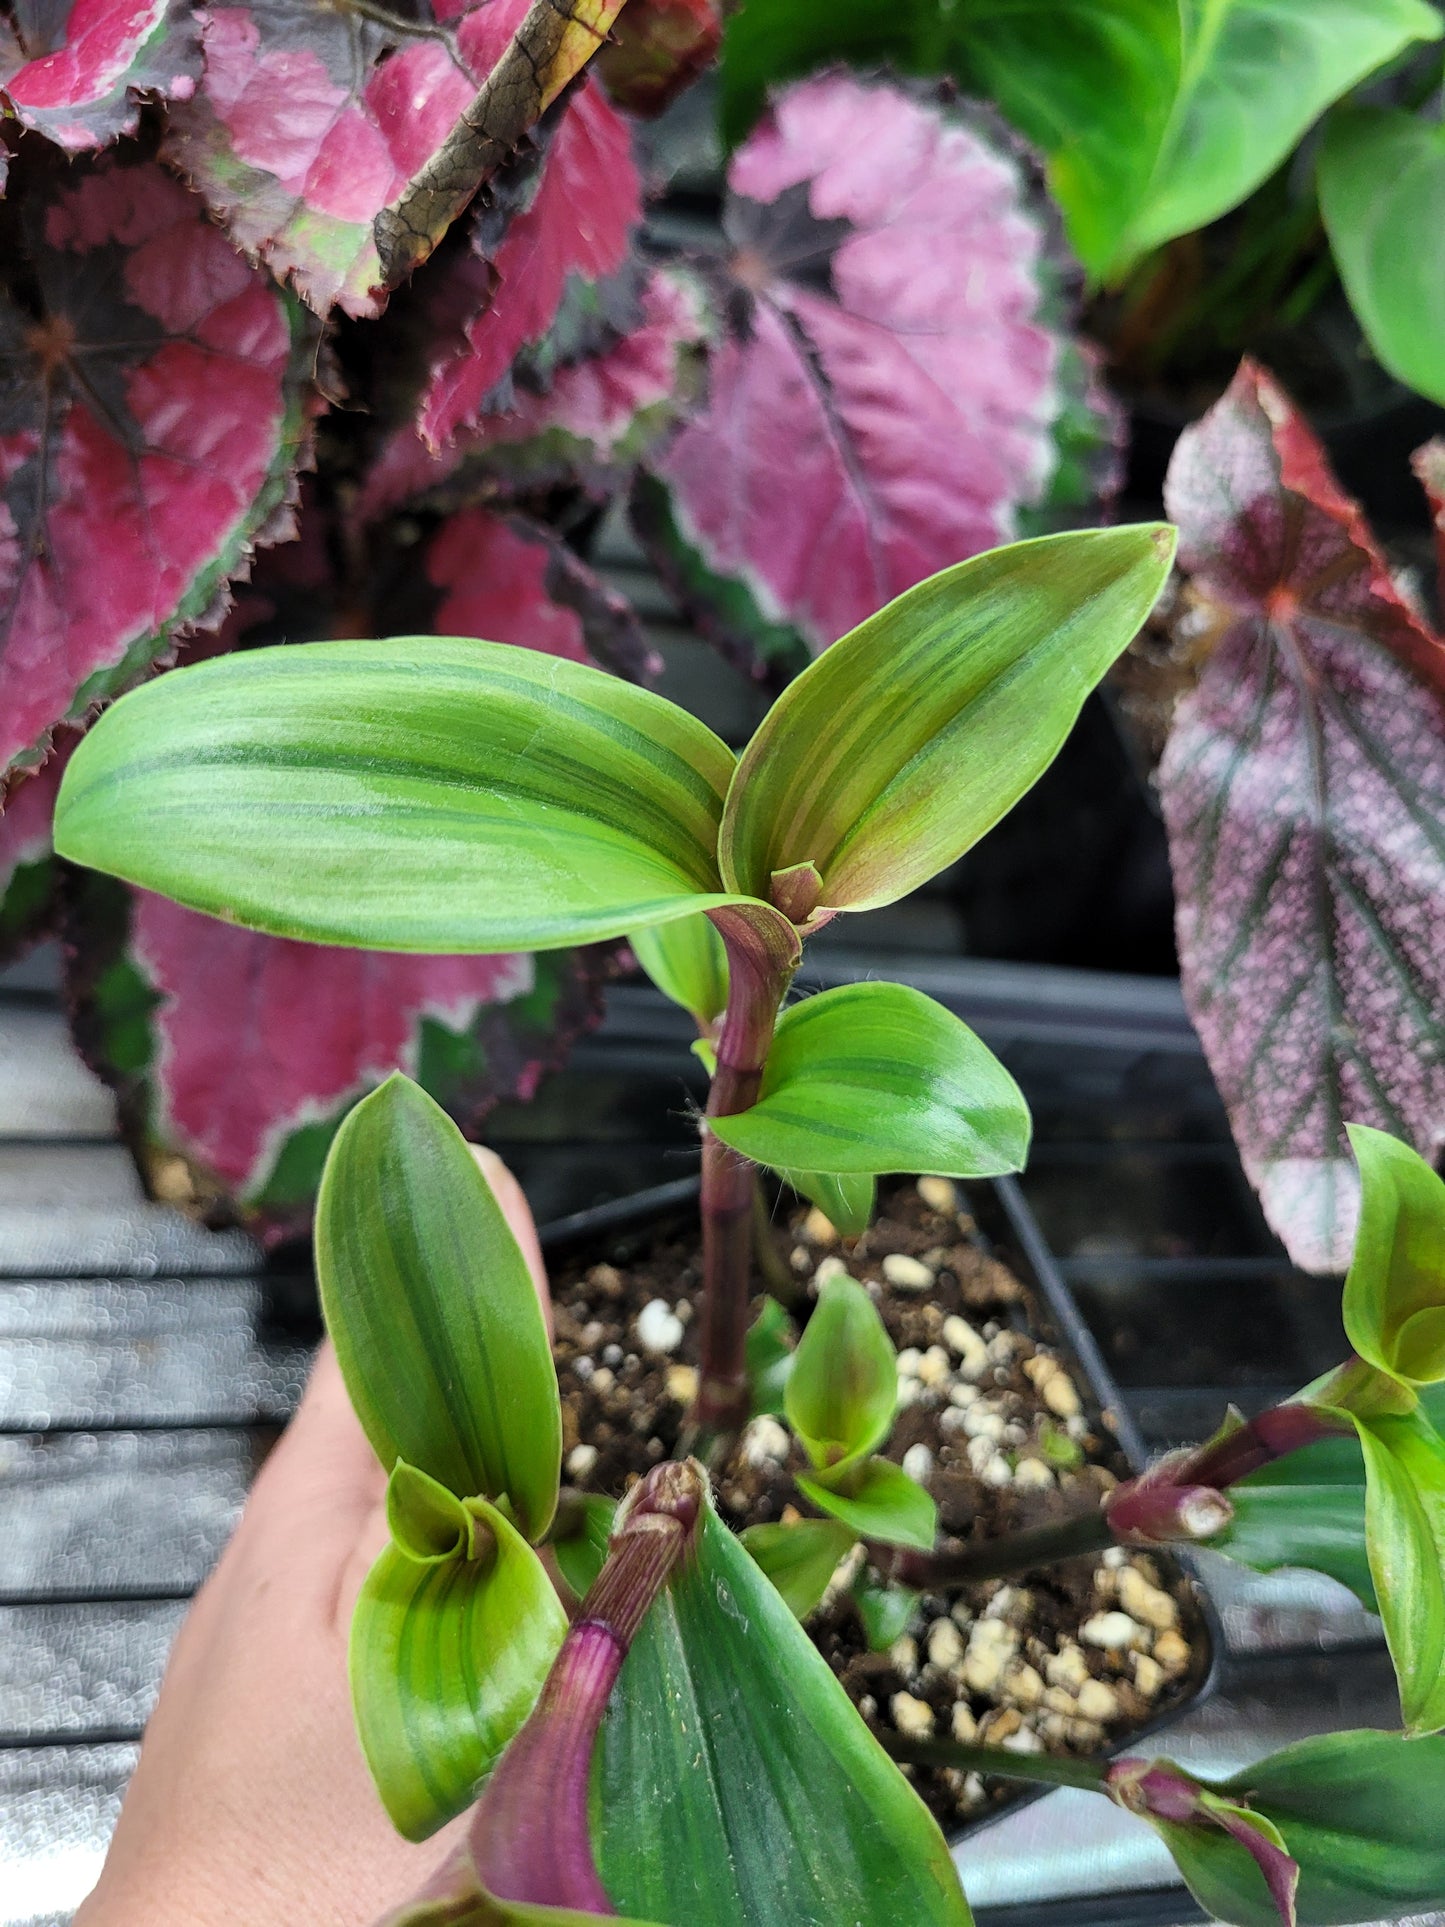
[46, 519, 1445, 1922]
[52, 525, 1173, 1428]
[308, 1082, 1445, 1926]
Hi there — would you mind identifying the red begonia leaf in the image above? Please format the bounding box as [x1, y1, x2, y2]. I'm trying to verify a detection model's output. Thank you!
[416, 77, 642, 448]
[633, 72, 1122, 672]
[376, 505, 657, 683]
[0, 0, 199, 150]
[66, 879, 611, 1242]
[57, 495, 644, 1237]
[597, 0, 721, 117]
[0, 729, 70, 960]
[0, 0, 200, 150]
[164, 0, 626, 320]
[1412, 437, 1445, 611]
[1160, 360, 1445, 1274]
[357, 267, 707, 521]
[0, 147, 315, 787]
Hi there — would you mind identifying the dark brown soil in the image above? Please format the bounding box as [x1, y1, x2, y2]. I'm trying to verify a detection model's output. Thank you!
[547, 1177, 1211, 1834]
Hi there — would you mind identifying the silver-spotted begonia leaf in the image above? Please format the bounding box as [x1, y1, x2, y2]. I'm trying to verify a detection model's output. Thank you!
[0, 0, 200, 149]
[416, 78, 642, 449]
[1160, 359, 1445, 1274]
[164, 0, 625, 318]
[633, 71, 1121, 672]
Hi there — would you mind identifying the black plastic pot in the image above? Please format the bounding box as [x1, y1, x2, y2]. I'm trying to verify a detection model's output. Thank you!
[537, 1167, 1224, 1845]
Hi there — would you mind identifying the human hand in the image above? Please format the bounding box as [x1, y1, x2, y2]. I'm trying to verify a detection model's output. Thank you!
[74, 1148, 548, 1927]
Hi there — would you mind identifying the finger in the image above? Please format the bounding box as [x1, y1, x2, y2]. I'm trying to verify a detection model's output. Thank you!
[469, 1144, 552, 1336]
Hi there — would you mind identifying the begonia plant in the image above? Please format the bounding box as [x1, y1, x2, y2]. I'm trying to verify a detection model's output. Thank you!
[0, 3, 1118, 1236]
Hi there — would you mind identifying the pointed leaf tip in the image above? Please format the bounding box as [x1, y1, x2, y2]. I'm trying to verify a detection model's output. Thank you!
[317, 1074, 561, 1540]
[720, 528, 1174, 913]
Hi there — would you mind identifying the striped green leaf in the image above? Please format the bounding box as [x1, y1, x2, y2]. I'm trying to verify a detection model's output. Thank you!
[1355, 1405, 1445, 1734]
[352, 1479, 568, 1841]
[1151, 1730, 1445, 1927]
[595, 1498, 971, 1924]
[1342, 1125, 1445, 1390]
[710, 982, 1031, 1177]
[798, 1457, 939, 1553]
[786, 1272, 897, 1475]
[54, 637, 743, 952]
[316, 1075, 561, 1540]
[719, 528, 1175, 912]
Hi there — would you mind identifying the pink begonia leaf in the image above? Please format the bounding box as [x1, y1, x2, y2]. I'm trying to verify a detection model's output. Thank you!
[1160, 359, 1445, 1274]
[597, 0, 721, 117]
[633, 72, 1122, 673]
[0, 147, 315, 788]
[357, 267, 707, 522]
[164, 0, 626, 320]
[417, 77, 642, 447]
[372, 504, 658, 683]
[0, 729, 72, 960]
[0, 0, 200, 150]
[67, 882, 612, 1242]
[1411, 436, 1445, 610]
[59, 498, 646, 1237]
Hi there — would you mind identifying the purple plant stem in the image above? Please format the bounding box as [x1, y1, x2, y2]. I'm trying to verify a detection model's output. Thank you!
[468, 1460, 704, 1914]
[692, 907, 797, 1433]
[1179, 1401, 1351, 1491]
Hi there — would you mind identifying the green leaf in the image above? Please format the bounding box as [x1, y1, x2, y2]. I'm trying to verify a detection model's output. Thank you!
[54, 636, 746, 952]
[595, 1498, 972, 1924]
[710, 983, 1031, 1179]
[1212, 1438, 1375, 1611]
[551, 1495, 615, 1604]
[781, 1168, 876, 1238]
[740, 1517, 857, 1619]
[744, 1297, 796, 1418]
[1099, 0, 1441, 278]
[1319, 106, 1445, 407]
[1219, 1728, 1445, 1925]
[1342, 1124, 1445, 1388]
[316, 1075, 561, 1540]
[785, 1272, 897, 1473]
[627, 911, 729, 1028]
[351, 1486, 568, 1841]
[1148, 1730, 1445, 1927]
[798, 1458, 939, 1553]
[719, 528, 1174, 912]
[718, 3, 1440, 282]
[1355, 1405, 1445, 1734]
[854, 1575, 923, 1652]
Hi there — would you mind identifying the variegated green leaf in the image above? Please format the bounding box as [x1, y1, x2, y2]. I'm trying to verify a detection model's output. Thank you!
[352, 1477, 568, 1840]
[316, 1076, 561, 1538]
[719, 528, 1174, 911]
[1355, 1405, 1445, 1734]
[785, 1272, 897, 1475]
[710, 983, 1030, 1178]
[54, 638, 743, 952]
[1342, 1125, 1445, 1390]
